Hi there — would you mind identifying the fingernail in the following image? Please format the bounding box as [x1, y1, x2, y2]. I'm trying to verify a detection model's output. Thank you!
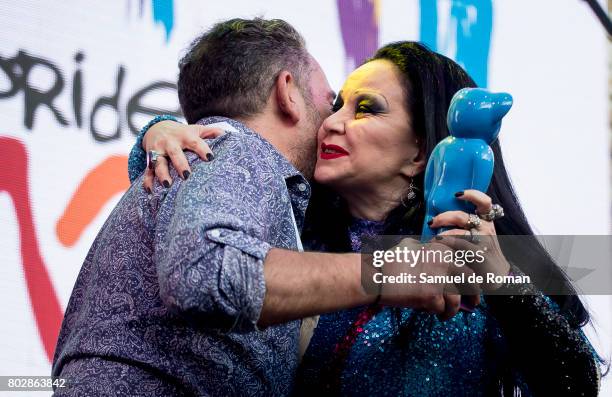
[455, 191, 464, 197]
[427, 220, 433, 226]
[206, 153, 214, 161]
[435, 235, 443, 240]
[183, 170, 190, 180]
[145, 187, 151, 194]
[163, 180, 170, 188]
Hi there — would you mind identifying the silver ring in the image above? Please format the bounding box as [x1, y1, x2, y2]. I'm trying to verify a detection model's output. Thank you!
[147, 150, 161, 169]
[465, 213, 481, 230]
[478, 204, 505, 222]
[468, 228, 481, 244]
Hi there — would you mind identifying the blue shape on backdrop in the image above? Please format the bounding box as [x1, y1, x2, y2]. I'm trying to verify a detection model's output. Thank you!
[419, 0, 438, 53]
[421, 88, 512, 241]
[128, 0, 175, 42]
[419, 0, 492, 87]
[152, 0, 174, 42]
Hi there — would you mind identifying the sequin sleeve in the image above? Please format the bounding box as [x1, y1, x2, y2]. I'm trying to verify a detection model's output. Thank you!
[485, 264, 601, 396]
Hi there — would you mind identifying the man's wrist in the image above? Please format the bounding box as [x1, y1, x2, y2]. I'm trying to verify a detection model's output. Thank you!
[353, 253, 382, 306]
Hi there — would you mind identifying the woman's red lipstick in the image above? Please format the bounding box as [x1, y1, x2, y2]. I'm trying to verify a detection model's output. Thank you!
[320, 143, 349, 160]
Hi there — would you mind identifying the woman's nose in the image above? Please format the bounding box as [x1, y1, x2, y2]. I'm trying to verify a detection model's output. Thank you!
[322, 111, 345, 136]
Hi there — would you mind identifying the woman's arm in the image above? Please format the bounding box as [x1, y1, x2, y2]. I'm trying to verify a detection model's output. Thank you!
[485, 264, 601, 396]
[431, 190, 601, 396]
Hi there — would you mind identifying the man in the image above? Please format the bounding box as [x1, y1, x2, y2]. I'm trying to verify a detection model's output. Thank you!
[52, 18, 468, 396]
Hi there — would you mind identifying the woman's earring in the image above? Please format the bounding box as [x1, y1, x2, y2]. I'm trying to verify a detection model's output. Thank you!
[401, 178, 416, 207]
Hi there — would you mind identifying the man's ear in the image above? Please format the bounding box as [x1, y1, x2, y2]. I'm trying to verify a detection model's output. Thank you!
[275, 70, 301, 124]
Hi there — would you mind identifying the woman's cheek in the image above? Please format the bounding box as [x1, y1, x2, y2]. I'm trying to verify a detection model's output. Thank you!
[315, 157, 351, 182]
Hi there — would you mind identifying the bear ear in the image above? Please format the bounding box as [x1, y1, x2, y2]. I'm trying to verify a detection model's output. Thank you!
[492, 92, 513, 123]
[446, 91, 469, 136]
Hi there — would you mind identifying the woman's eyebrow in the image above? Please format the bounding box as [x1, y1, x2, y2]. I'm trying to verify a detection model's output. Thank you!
[353, 90, 389, 107]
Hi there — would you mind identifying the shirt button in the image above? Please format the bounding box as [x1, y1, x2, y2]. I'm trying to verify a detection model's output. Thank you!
[210, 229, 221, 238]
[297, 183, 307, 192]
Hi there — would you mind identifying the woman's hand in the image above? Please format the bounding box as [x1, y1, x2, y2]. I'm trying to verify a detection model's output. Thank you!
[142, 120, 224, 191]
[429, 189, 511, 291]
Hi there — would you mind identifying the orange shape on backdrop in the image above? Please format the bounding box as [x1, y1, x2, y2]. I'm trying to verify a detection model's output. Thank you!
[56, 155, 129, 247]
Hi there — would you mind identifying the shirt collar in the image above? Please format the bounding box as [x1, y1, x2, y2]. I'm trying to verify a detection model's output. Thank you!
[196, 116, 304, 182]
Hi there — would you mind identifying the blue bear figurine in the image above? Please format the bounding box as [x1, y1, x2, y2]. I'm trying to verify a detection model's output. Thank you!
[421, 88, 513, 241]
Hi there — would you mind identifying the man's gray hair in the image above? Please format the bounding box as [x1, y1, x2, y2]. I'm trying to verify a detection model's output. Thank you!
[178, 18, 312, 123]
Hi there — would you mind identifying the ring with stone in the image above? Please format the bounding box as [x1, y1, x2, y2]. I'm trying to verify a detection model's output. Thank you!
[468, 228, 481, 244]
[465, 213, 482, 230]
[478, 204, 505, 222]
[147, 150, 162, 169]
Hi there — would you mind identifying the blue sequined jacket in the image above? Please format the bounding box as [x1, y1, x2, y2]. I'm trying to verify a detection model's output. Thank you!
[295, 218, 602, 396]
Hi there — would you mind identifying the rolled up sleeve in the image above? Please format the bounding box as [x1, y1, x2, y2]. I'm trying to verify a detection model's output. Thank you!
[155, 139, 280, 333]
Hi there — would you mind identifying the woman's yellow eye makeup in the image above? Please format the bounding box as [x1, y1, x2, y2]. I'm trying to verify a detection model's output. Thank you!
[331, 93, 387, 115]
[355, 95, 386, 115]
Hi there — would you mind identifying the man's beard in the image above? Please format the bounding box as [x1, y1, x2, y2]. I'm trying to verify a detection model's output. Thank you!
[291, 99, 321, 180]
[291, 133, 318, 180]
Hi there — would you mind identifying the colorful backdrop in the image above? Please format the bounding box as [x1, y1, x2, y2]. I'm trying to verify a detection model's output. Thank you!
[1, 1, 610, 394]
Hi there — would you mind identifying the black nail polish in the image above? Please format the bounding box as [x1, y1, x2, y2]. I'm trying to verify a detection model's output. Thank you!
[183, 170, 190, 180]
[435, 235, 443, 240]
[427, 220, 433, 226]
[206, 153, 214, 161]
[163, 180, 170, 188]
[145, 187, 151, 194]
[455, 191, 464, 197]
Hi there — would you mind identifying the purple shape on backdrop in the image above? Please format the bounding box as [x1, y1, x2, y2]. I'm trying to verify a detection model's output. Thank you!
[337, 0, 379, 76]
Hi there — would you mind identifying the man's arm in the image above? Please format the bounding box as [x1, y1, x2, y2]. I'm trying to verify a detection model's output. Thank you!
[155, 136, 375, 332]
[259, 249, 374, 327]
[156, 135, 470, 330]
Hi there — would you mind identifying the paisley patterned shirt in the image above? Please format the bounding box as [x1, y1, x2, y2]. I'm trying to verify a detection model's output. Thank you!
[52, 117, 311, 396]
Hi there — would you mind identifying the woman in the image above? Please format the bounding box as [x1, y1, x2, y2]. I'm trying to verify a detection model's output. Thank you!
[127, 42, 603, 396]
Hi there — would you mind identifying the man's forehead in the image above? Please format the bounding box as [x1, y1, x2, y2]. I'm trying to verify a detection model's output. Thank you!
[307, 55, 335, 100]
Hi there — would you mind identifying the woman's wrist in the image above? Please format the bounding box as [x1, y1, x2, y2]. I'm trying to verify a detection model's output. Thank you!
[488, 263, 536, 295]
[481, 259, 513, 292]
[138, 115, 180, 150]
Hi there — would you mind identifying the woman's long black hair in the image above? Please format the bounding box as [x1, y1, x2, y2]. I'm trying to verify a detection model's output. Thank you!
[302, 41, 604, 392]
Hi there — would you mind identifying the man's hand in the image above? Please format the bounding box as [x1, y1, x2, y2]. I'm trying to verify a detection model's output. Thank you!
[372, 239, 481, 321]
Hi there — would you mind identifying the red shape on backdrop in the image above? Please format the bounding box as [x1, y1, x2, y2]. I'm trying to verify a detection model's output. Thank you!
[56, 155, 129, 247]
[0, 137, 63, 362]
